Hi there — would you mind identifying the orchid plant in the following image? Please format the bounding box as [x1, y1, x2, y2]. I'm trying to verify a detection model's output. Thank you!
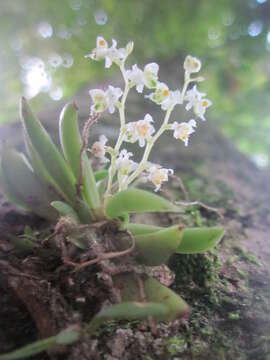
[0, 37, 223, 360]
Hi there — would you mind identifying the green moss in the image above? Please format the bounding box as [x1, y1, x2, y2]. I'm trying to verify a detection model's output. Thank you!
[166, 336, 187, 356]
[236, 268, 248, 283]
[169, 250, 220, 297]
[228, 312, 240, 320]
[233, 245, 262, 266]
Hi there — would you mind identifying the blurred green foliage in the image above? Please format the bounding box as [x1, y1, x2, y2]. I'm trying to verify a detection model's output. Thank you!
[1, 0, 270, 164]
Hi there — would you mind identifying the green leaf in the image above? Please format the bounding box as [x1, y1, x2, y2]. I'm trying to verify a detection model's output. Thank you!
[176, 227, 224, 254]
[20, 97, 76, 205]
[59, 102, 100, 209]
[0, 328, 80, 360]
[51, 201, 79, 222]
[8, 234, 35, 255]
[105, 188, 179, 219]
[94, 169, 108, 182]
[113, 274, 190, 322]
[124, 223, 163, 236]
[88, 302, 168, 333]
[24, 132, 61, 197]
[81, 155, 100, 209]
[97, 179, 106, 198]
[1, 146, 58, 221]
[133, 225, 183, 266]
[0, 165, 30, 211]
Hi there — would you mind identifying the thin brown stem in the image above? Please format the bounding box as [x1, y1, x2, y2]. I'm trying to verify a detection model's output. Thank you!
[76, 113, 100, 198]
[171, 174, 189, 201]
[75, 229, 136, 270]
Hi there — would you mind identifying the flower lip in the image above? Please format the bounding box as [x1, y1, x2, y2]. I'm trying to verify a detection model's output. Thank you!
[184, 55, 202, 74]
[147, 165, 174, 191]
[172, 119, 197, 146]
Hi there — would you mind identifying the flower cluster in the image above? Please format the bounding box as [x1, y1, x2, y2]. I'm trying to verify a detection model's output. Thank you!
[86, 37, 212, 194]
[86, 36, 133, 69]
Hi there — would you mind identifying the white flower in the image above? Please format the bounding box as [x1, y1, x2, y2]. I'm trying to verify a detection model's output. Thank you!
[185, 85, 206, 111]
[194, 98, 212, 121]
[91, 135, 108, 163]
[125, 114, 155, 146]
[86, 36, 109, 61]
[86, 37, 132, 69]
[171, 119, 197, 146]
[161, 90, 183, 111]
[116, 149, 137, 185]
[135, 114, 155, 147]
[89, 86, 123, 114]
[126, 64, 145, 93]
[125, 122, 139, 143]
[125, 114, 155, 147]
[146, 82, 170, 105]
[144, 62, 159, 89]
[184, 55, 202, 74]
[106, 39, 128, 68]
[89, 89, 108, 113]
[106, 85, 123, 113]
[126, 62, 159, 93]
[147, 165, 174, 192]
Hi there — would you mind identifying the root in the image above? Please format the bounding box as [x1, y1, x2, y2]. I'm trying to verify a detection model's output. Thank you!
[175, 200, 224, 218]
[70, 229, 136, 270]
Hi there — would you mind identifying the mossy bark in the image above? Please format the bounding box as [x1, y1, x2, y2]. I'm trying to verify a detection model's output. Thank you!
[1, 58, 270, 359]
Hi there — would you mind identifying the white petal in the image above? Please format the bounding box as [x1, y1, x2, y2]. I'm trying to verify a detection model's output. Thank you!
[189, 119, 197, 127]
[89, 89, 105, 99]
[108, 104, 115, 113]
[144, 113, 153, 122]
[136, 84, 144, 93]
[105, 56, 112, 68]
[144, 62, 159, 75]
[99, 135, 108, 144]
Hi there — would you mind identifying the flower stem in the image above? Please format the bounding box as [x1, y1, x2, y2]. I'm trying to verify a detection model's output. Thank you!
[105, 65, 129, 197]
[125, 108, 173, 186]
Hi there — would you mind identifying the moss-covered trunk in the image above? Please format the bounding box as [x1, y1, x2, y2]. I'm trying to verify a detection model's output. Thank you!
[1, 58, 270, 359]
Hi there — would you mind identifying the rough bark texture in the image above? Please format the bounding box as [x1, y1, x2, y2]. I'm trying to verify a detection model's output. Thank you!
[0, 58, 269, 359]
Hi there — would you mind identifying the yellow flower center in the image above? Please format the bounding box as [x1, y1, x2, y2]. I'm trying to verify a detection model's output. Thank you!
[162, 89, 169, 97]
[202, 100, 209, 107]
[137, 123, 149, 137]
[178, 128, 189, 142]
[98, 39, 106, 46]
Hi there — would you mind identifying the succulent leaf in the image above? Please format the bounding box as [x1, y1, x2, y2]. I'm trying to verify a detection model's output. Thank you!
[20, 97, 76, 205]
[51, 201, 80, 222]
[133, 225, 183, 266]
[113, 274, 190, 322]
[88, 302, 168, 334]
[105, 188, 179, 219]
[94, 169, 108, 182]
[1, 146, 58, 221]
[124, 223, 163, 235]
[0, 327, 80, 360]
[24, 132, 61, 197]
[59, 103, 100, 209]
[176, 227, 224, 254]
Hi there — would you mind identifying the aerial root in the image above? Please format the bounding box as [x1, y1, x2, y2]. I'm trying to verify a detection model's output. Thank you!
[56, 228, 136, 270]
[175, 200, 224, 218]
